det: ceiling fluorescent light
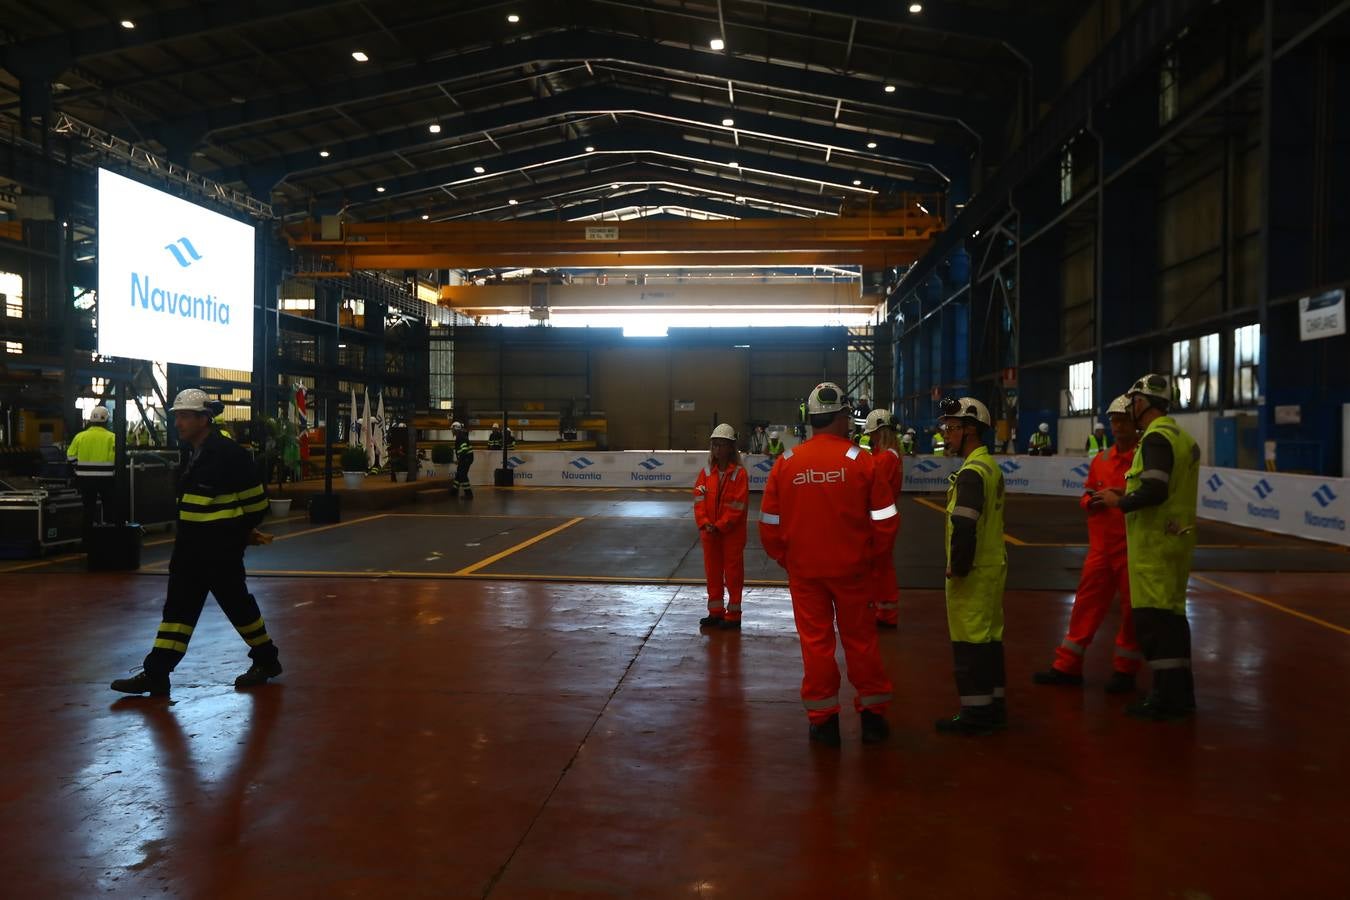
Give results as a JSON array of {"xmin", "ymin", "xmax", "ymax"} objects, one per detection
[
  {"xmin": 710, "ymin": 38, "xmax": 725, "ymax": 50},
  {"xmin": 351, "ymin": 51, "xmax": 369, "ymax": 62}
]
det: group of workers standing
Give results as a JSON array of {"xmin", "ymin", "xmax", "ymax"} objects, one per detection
[{"xmin": 694, "ymin": 373, "xmax": 1201, "ymax": 745}]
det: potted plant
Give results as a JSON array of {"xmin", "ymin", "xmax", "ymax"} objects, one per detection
[
  {"xmin": 341, "ymin": 446, "xmax": 368, "ymax": 489},
  {"xmin": 262, "ymin": 415, "xmax": 301, "ymax": 516},
  {"xmin": 431, "ymin": 443, "xmax": 454, "ymax": 478}
]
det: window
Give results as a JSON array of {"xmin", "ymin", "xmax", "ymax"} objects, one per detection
[
  {"xmin": 1159, "ymin": 49, "xmax": 1179, "ymax": 126},
  {"xmin": 1172, "ymin": 332, "xmax": 1219, "ymax": 409},
  {"xmin": 281, "ymin": 297, "xmax": 316, "ymax": 312},
  {"xmin": 1059, "ymin": 147, "xmax": 1073, "ymax": 205},
  {"xmin": 1232, "ymin": 323, "xmax": 1260, "ymax": 407},
  {"xmin": 5, "ymin": 341, "xmax": 22, "ymax": 355},
  {"xmin": 1064, "ymin": 359, "xmax": 1093, "ymax": 415},
  {"xmin": 1, "ymin": 271, "xmax": 22, "ymax": 318}
]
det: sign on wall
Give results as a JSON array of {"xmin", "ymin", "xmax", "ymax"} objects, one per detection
[
  {"xmin": 97, "ymin": 168, "xmax": 256, "ymax": 370},
  {"xmin": 1298, "ymin": 288, "xmax": 1345, "ymax": 341}
]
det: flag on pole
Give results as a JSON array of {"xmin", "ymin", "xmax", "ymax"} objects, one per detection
[
  {"xmin": 349, "ymin": 386, "xmax": 360, "ymax": 449},
  {"xmin": 361, "ymin": 389, "xmax": 374, "ymax": 469},
  {"xmin": 295, "ymin": 384, "xmax": 310, "ymax": 462},
  {"xmin": 375, "ymin": 392, "xmax": 388, "ymax": 469}
]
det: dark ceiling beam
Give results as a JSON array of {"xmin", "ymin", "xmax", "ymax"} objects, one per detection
[
  {"xmin": 342, "ymin": 162, "xmax": 855, "ymax": 222},
  {"xmin": 147, "ymin": 29, "xmax": 993, "ymax": 147},
  {"xmin": 0, "ymin": 0, "xmax": 356, "ymax": 68},
  {"xmin": 205, "ymin": 83, "xmax": 964, "ymax": 193},
  {"xmin": 512, "ymin": 188, "xmax": 787, "ymax": 222},
  {"xmin": 313, "ymin": 134, "xmax": 932, "ymax": 211}
]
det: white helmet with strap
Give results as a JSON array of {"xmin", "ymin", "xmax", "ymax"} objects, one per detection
[
  {"xmin": 170, "ymin": 388, "xmax": 212, "ymax": 415},
  {"xmin": 938, "ymin": 396, "xmax": 992, "ymax": 429},
  {"xmin": 88, "ymin": 406, "xmax": 110, "ymax": 424},
  {"xmin": 1107, "ymin": 394, "xmax": 1132, "ymax": 416},
  {"xmin": 710, "ymin": 423, "xmax": 737, "ymax": 441},
  {"xmin": 863, "ymin": 409, "xmax": 897, "ymax": 435}
]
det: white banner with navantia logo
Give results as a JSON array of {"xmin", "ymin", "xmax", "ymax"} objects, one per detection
[{"xmin": 465, "ymin": 450, "xmax": 1348, "ymax": 547}]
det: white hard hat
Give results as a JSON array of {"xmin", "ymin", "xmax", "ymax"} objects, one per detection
[
  {"xmin": 1094, "ymin": 422, "xmax": 1106, "ymax": 431},
  {"xmin": 710, "ymin": 423, "xmax": 737, "ymax": 441},
  {"xmin": 1038, "ymin": 422, "xmax": 1050, "ymax": 433},
  {"xmin": 938, "ymin": 396, "xmax": 992, "ymax": 429},
  {"xmin": 451, "ymin": 421, "xmax": 463, "ymax": 430},
  {"xmin": 906, "ymin": 427, "xmax": 916, "ymax": 435},
  {"xmin": 806, "ymin": 382, "xmax": 847, "ymax": 415},
  {"xmin": 863, "ymin": 409, "xmax": 896, "ymax": 435},
  {"xmin": 1107, "ymin": 394, "xmax": 1132, "ymax": 416},
  {"xmin": 88, "ymin": 406, "xmax": 110, "ymax": 424},
  {"xmin": 170, "ymin": 388, "xmax": 211, "ymax": 414},
  {"xmin": 769, "ymin": 430, "xmax": 780, "ymax": 439},
  {"xmin": 1128, "ymin": 373, "xmax": 1174, "ymax": 404}
]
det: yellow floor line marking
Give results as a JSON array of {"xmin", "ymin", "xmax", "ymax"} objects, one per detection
[
  {"xmin": 269, "ymin": 513, "xmax": 389, "ymax": 541},
  {"xmin": 0, "ymin": 553, "xmax": 83, "ymax": 573},
  {"xmin": 145, "ymin": 568, "xmax": 793, "ymax": 587},
  {"xmin": 912, "ymin": 495, "xmax": 1027, "ymax": 545},
  {"xmin": 453, "ymin": 516, "xmax": 585, "ymax": 575},
  {"xmin": 1192, "ymin": 573, "xmax": 1350, "ymax": 637}
]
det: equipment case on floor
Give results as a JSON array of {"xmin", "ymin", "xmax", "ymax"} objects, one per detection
[{"xmin": 85, "ymin": 522, "xmax": 143, "ymax": 571}]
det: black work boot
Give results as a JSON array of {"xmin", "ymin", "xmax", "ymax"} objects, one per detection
[
  {"xmin": 234, "ymin": 657, "xmax": 283, "ymax": 688},
  {"xmin": 1032, "ymin": 667, "xmax": 1083, "ymax": 686},
  {"xmin": 1103, "ymin": 672, "xmax": 1137, "ymax": 694},
  {"xmin": 698, "ymin": 614, "xmax": 725, "ymax": 629},
  {"xmin": 718, "ymin": 618, "xmax": 741, "ymax": 631},
  {"xmin": 808, "ymin": 714, "xmax": 841, "ymax": 747},
  {"xmin": 111, "ymin": 671, "xmax": 170, "ymax": 696},
  {"xmin": 935, "ymin": 706, "xmax": 999, "ymax": 735},
  {"xmin": 860, "ymin": 710, "xmax": 890, "ymax": 744}
]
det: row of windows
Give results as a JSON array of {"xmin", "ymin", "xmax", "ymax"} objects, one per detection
[{"xmin": 1062, "ymin": 324, "xmax": 1260, "ymax": 415}]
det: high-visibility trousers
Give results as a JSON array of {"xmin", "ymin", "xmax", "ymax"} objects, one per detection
[
  {"xmin": 872, "ymin": 544, "xmax": 899, "ymax": 625},
  {"xmin": 789, "ymin": 574, "xmax": 893, "ymax": 724},
  {"xmin": 700, "ymin": 527, "xmax": 746, "ymax": 621},
  {"xmin": 1052, "ymin": 549, "xmax": 1143, "ymax": 676},
  {"xmin": 144, "ymin": 546, "xmax": 279, "ymax": 677}
]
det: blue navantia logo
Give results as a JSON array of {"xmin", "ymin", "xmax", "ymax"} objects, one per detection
[
  {"xmin": 637, "ymin": 457, "xmax": 664, "ymax": 471},
  {"xmin": 1313, "ymin": 484, "xmax": 1337, "ymax": 508},
  {"xmin": 569, "ymin": 456, "xmax": 595, "ymax": 469},
  {"xmin": 913, "ymin": 459, "xmax": 940, "ymax": 473},
  {"xmin": 505, "ymin": 455, "xmax": 526, "ymax": 470},
  {"xmin": 164, "ymin": 236, "xmax": 203, "ymax": 268},
  {"xmin": 753, "ymin": 459, "xmax": 774, "ymax": 473},
  {"xmin": 1071, "ymin": 463, "xmax": 1090, "ymax": 478},
  {"xmin": 1206, "ymin": 474, "xmax": 1223, "ymax": 492},
  {"xmin": 1253, "ymin": 478, "xmax": 1274, "ymax": 500},
  {"xmin": 998, "ymin": 460, "xmax": 1021, "ymax": 474}
]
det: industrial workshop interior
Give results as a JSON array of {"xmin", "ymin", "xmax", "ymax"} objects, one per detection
[{"xmin": 2, "ymin": 0, "xmax": 1349, "ymax": 897}]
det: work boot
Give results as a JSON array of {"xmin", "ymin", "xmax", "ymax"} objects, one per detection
[
  {"xmin": 234, "ymin": 658, "xmax": 283, "ymax": 688},
  {"xmin": 718, "ymin": 618, "xmax": 741, "ymax": 631},
  {"xmin": 808, "ymin": 714, "xmax": 841, "ymax": 747},
  {"xmin": 1032, "ymin": 667, "xmax": 1083, "ymax": 686},
  {"xmin": 1103, "ymin": 672, "xmax": 1137, "ymax": 694},
  {"xmin": 110, "ymin": 671, "xmax": 170, "ymax": 696},
  {"xmin": 935, "ymin": 707, "xmax": 999, "ymax": 735},
  {"xmin": 698, "ymin": 614, "xmax": 725, "ymax": 629},
  {"xmin": 860, "ymin": 710, "xmax": 890, "ymax": 744}
]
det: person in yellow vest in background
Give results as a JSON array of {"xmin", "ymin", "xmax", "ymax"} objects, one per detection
[
  {"xmin": 1029, "ymin": 422, "xmax": 1053, "ymax": 455},
  {"xmin": 1093, "ymin": 374, "xmax": 1200, "ymax": 721},
  {"xmin": 936, "ymin": 396, "xmax": 1008, "ymax": 735},
  {"xmin": 900, "ymin": 427, "xmax": 917, "ymax": 456},
  {"xmin": 68, "ymin": 405, "xmax": 118, "ymax": 529},
  {"xmin": 765, "ymin": 429, "xmax": 785, "ymax": 465},
  {"xmin": 1085, "ymin": 421, "xmax": 1107, "ymax": 456},
  {"xmin": 930, "ymin": 427, "xmax": 945, "ymax": 456}
]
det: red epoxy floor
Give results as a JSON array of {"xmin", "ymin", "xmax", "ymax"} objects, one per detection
[{"xmin": 3, "ymin": 568, "xmax": 1349, "ymax": 898}]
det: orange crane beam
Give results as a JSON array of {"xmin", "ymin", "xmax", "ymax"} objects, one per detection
[{"xmin": 281, "ymin": 209, "xmax": 941, "ymax": 272}]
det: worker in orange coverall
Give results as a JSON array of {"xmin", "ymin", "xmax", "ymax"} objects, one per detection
[
  {"xmin": 1032, "ymin": 394, "xmax": 1144, "ymax": 693},
  {"xmin": 695, "ymin": 423, "xmax": 750, "ymax": 631},
  {"xmin": 863, "ymin": 409, "xmax": 904, "ymax": 628},
  {"xmin": 759, "ymin": 382, "xmax": 900, "ymax": 747}
]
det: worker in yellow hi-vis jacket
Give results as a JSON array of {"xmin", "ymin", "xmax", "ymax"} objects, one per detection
[{"xmin": 111, "ymin": 389, "xmax": 281, "ymax": 696}]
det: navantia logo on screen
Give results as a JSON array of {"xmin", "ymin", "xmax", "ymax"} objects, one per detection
[{"xmin": 128, "ymin": 236, "xmax": 232, "ymax": 326}]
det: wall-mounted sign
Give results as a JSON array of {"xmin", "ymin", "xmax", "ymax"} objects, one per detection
[
  {"xmin": 584, "ymin": 226, "xmax": 619, "ymax": 241},
  {"xmin": 1274, "ymin": 405, "xmax": 1301, "ymax": 425},
  {"xmin": 1299, "ymin": 288, "xmax": 1345, "ymax": 341},
  {"xmin": 674, "ymin": 400, "xmax": 695, "ymax": 412}
]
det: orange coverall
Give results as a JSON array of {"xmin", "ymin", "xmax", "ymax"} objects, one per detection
[
  {"xmin": 1052, "ymin": 443, "xmax": 1144, "ymax": 676},
  {"xmin": 759, "ymin": 434, "xmax": 899, "ymax": 723},
  {"xmin": 694, "ymin": 462, "xmax": 750, "ymax": 623},
  {"xmin": 871, "ymin": 446, "xmax": 903, "ymax": 625}
]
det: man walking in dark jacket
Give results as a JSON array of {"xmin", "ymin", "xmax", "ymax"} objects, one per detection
[{"xmin": 111, "ymin": 389, "xmax": 282, "ymax": 695}]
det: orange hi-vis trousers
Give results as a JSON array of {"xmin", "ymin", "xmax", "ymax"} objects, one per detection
[
  {"xmin": 1053, "ymin": 549, "xmax": 1143, "ymax": 676},
  {"xmin": 790, "ymin": 574, "xmax": 893, "ymax": 723},
  {"xmin": 872, "ymin": 546, "xmax": 899, "ymax": 625},
  {"xmin": 701, "ymin": 527, "xmax": 746, "ymax": 622}
]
